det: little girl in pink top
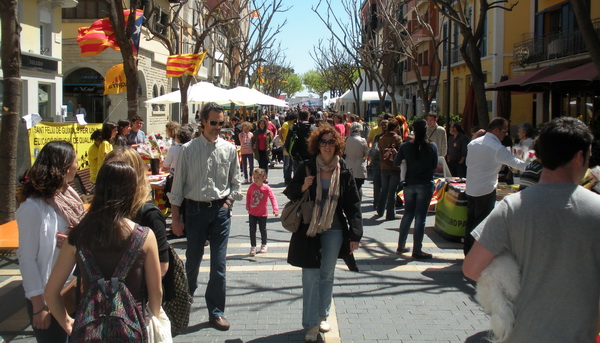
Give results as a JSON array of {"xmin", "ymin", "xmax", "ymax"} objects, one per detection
[{"xmin": 245, "ymin": 168, "xmax": 279, "ymax": 256}]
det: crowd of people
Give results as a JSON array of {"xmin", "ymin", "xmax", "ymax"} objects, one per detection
[{"xmin": 14, "ymin": 99, "xmax": 600, "ymax": 342}]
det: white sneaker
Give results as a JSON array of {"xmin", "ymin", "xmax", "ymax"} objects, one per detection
[
  {"xmin": 319, "ymin": 317, "xmax": 330, "ymax": 332},
  {"xmin": 259, "ymin": 244, "xmax": 268, "ymax": 253},
  {"xmin": 249, "ymin": 247, "xmax": 256, "ymax": 256},
  {"xmin": 304, "ymin": 326, "xmax": 319, "ymax": 342}
]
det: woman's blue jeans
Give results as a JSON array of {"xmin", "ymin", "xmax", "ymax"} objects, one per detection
[
  {"xmin": 302, "ymin": 228, "xmax": 343, "ymax": 329},
  {"xmin": 397, "ymin": 183, "xmax": 434, "ymax": 253}
]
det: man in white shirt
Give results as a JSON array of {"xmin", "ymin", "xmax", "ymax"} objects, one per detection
[
  {"xmin": 464, "ymin": 117, "xmax": 527, "ymax": 254},
  {"xmin": 168, "ymin": 102, "xmax": 243, "ymax": 331}
]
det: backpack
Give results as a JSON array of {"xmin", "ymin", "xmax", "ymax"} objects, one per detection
[
  {"xmin": 284, "ymin": 125, "xmax": 299, "ymax": 159},
  {"xmin": 71, "ymin": 226, "xmax": 149, "ymax": 343}
]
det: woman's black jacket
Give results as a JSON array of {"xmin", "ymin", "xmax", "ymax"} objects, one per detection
[{"xmin": 283, "ymin": 157, "xmax": 363, "ymax": 271}]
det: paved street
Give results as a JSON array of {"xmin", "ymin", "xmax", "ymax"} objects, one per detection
[{"xmin": 0, "ymin": 164, "xmax": 491, "ymax": 343}]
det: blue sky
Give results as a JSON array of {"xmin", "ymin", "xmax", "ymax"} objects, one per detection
[{"xmin": 273, "ymin": 1, "xmax": 348, "ymax": 76}]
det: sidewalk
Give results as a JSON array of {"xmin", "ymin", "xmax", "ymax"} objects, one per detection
[{"xmin": 0, "ymin": 164, "xmax": 491, "ymax": 343}]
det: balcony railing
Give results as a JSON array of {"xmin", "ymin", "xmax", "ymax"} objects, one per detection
[{"xmin": 513, "ymin": 17, "xmax": 600, "ymax": 67}]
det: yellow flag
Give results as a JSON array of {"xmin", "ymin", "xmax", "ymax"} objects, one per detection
[
  {"xmin": 258, "ymin": 66, "xmax": 264, "ymax": 84},
  {"xmin": 104, "ymin": 64, "xmax": 127, "ymax": 95}
]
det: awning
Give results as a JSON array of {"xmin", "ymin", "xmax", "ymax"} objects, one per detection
[
  {"xmin": 525, "ymin": 62, "xmax": 599, "ymax": 85},
  {"xmin": 486, "ymin": 66, "xmax": 568, "ymax": 92}
]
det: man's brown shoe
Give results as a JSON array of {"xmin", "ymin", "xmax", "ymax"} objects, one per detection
[{"xmin": 210, "ymin": 316, "xmax": 230, "ymax": 331}]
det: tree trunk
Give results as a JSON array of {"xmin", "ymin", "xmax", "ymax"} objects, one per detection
[
  {"xmin": 180, "ymin": 78, "xmax": 189, "ymax": 124},
  {"xmin": 571, "ymin": 0, "xmax": 600, "ymax": 75},
  {"xmin": 107, "ymin": 0, "xmax": 140, "ymax": 121},
  {"xmin": 0, "ymin": 0, "xmax": 21, "ymax": 224},
  {"xmin": 461, "ymin": 37, "xmax": 490, "ymax": 128}
]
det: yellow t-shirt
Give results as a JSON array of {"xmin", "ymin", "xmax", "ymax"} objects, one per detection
[
  {"xmin": 280, "ymin": 121, "xmax": 291, "ymax": 142},
  {"xmin": 88, "ymin": 143, "xmax": 100, "ymax": 183},
  {"xmin": 368, "ymin": 126, "xmax": 382, "ymax": 143},
  {"xmin": 97, "ymin": 140, "xmax": 113, "ymax": 171}
]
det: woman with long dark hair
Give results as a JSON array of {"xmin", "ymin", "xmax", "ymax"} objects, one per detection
[
  {"xmin": 17, "ymin": 141, "xmax": 85, "ymax": 342},
  {"xmin": 98, "ymin": 121, "xmax": 117, "ymax": 165},
  {"xmin": 252, "ymin": 118, "xmax": 273, "ymax": 177},
  {"xmin": 446, "ymin": 122, "xmax": 469, "ymax": 178},
  {"xmin": 45, "ymin": 161, "xmax": 162, "ymax": 339},
  {"xmin": 395, "ymin": 119, "xmax": 438, "ymax": 259},
  {"xmin": 284, "ymin": 125, "xmax": 362, "ymax": 342},
  {"xmin": 115, "ymin": 119, "xmax": 131, "ymax": 147}
]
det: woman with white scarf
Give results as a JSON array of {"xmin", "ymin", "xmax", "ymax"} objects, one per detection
[
  {"xmin": 17, "ymin": 141, "xmax": 85, "ymax": 342},
  {"xmin": 284, "ymin": 125, "xmax": 363, "ymax": 343}
]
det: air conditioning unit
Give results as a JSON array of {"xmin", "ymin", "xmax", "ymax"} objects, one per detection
[{"xmin": 51, "ymin": 0, "xmax": 78, "ymax": 9}]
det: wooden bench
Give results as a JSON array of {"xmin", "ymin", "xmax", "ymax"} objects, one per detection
[
  {"xmin": 68, "ymin": 168, "xmax": 94, "ymax": 203},
  {"xmin": 0, "ymin": 220, "xmax": 19, "ymax": 267}
]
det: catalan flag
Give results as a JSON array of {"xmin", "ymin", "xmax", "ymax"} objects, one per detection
[
  {"xmin": 166, "ymin": 51, "xmax": 207, "ymax": 78},
  {"xmin": 77, "ymin": 9, "xmax": 144, "ymax": 57}
]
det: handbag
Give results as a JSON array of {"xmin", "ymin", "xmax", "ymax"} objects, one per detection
[
  {"xmin": 162, "ymin": 246, "xmax": 191, "ymax": 336},
  {"xmin": 146, "ymin": 306, "xmax": 173, "ymax": 343},
  {"xmin": 281, "ymin": 166, "xmax": 313, "ymax": 232}
]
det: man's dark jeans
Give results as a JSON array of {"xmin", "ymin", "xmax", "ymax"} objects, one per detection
[
  {"xmin": 464, "ymin": 190, "xmax": 496, "ymax": 255},
  {"xmin": 185, "ymin": 199, "xmax": 231, "ymax": 318}
]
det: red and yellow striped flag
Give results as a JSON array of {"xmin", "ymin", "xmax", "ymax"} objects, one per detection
[
  {"xmin": 77, "ymin": 9, "xmax": 143, "ymax": 57},
  {"xmin": 166, "ymin": 51, "xmax": 207, "ymax": 78}
]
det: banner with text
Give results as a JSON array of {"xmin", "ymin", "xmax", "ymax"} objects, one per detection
[{"xmin": 28, "ymin": 121, "xmax": 103, "ymax": 169}]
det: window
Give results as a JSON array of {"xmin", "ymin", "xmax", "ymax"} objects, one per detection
[
  {"xmin": 442, "ymin": 21, "xmax": 449, "ymax": 66},
  {"xmin": 38, "ymin": 83, "xmax": 52, "ymax": 120},
  {"xmin": 63, "ymin": 0, "xmax": 109, "ymax": 19},
  {"xmin": 152, "ymin": 85, "xmax": 159, "ymax": 111},
  {"xmin": 480, "ymin": 16, "xmax": 488, "ymax": 57},
  {"xmin": 39, "ymin": 7, "xmax": 52, "ymax": 56}
]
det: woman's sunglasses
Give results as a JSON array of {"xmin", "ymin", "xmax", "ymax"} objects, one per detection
[{"xmin": 319, "ymin": 139, "xmax": 336, "ymax": 147}]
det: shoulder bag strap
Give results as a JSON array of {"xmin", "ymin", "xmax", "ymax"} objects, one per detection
[
  {"xmin": 77, "ymin": 244, "xmax": 104, "ymax": 281},
  {"xmin": 113, "ymin": 225, "xmax": 149, "ymax": 279}
]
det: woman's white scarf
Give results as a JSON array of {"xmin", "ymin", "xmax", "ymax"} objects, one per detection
[{"xmin": 306, "ymin": 155, "xmax": 341, "ymax": 237}]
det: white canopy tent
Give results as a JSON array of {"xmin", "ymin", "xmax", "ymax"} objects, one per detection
[
  {"xmin": 226, "ymin": 86, "xmax": 289, "ymax": 107},
  {"xmin": 361, "ymin": 91, "xmax": 403, "ymax": 102},
  {"xmin": 145, "ymin": 82, "xmax": 231, "ymax": 104}
]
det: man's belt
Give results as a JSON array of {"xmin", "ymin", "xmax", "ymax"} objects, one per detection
[{"xmin": 186, "ymin": 198, "xmax": 227, "ymax": 208}]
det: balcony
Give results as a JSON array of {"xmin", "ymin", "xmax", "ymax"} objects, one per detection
[{"xmin": 513, "ymin": 17, "xmax": 600, "ymax": 68}]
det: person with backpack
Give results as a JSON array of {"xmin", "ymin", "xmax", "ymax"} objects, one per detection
[
  {"xmin": 45, "ymin": 161, "xmax": 163, "ymax": 342},
  {"xmin": 286, "ymin": 110, "xmax": 314, "ymax": 171},
  {"xmin": 281, "ymin": 112, "xmax": 298, "ymax": 184}
]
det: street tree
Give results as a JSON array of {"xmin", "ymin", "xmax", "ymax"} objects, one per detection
[
  {"xmin": 302, "ymin": 70, "xmax": 329, "ymax": 99},
  {"xmin": 377, "ymin": 0, "xmax": 443, "ymax": 115},
  {"xmin": 432, "ymin": 0, "xmax": 517, "ymax": 128},
  {"xmin": 311, "ymin": 38, "xmax": 362, "ymax": 113},
  {"xmin": 215, "ymin": 0, "xmax": 290, "ymax": 89},
  {"xmin": 0, "ymin": 0, "xmax": 20, "ymax": 223},
  {"xmin": 570, "ymin": 0, "xmax": 600, "ymax": 74},
  {"xmin": 313, "ymin": 0, "xmax": 403, "ymax": 115},
  {"xmin": 280, "ymin": 72, "xmax": 303, "ymax": 99},
  {"xmin": 146, "ymin": 0, "xmax": 238, "ymax": 123},
  {"xmin": 105, "ymin": 0, "xmax": 142, "ymax": 120}
]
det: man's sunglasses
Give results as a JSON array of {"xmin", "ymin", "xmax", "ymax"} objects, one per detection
[
  {"xmin": 209, "ymin": 120, "xmax": 225, "ymax": 126},
  {"xmin": 319, "ymin": 139, "xmax": 336, "ymax": 147}
]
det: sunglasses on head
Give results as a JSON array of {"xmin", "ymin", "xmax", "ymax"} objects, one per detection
[
  {"xmin": 209, "ymin": 120, "xmax": 225, "ymax": 126},
  {"xmin": 319, "ymin": 139, "xmax": 336, "ymax": 147}
]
